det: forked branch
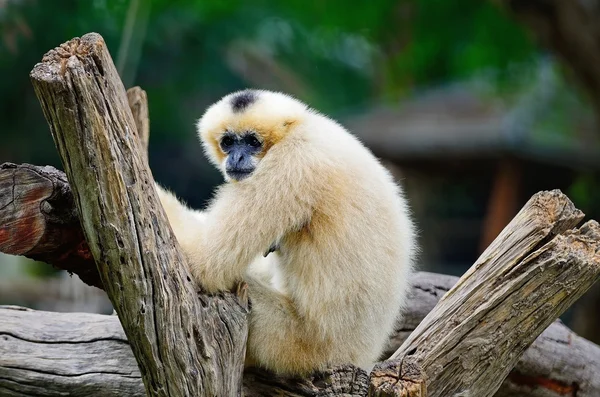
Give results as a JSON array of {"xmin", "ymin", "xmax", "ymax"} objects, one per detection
[{"xmin": 28, "ymin": 33, "xmax": 248, "ymax": 397}]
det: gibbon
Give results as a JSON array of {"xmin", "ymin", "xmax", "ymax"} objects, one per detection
[{"xmin": 155, "ymin": 89, "xmax": 416, "ymax": 376}]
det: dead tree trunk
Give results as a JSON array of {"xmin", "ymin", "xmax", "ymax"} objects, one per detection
[
  {"xmin": 1, "ymin": 32, "xmax": 600, "ymax": 396},
  {"xmin": 376, "ymin": 192, "xmax": 600, "ymax": 397},
  {"xmin": 29, "ymin": 33, "xmax": 248, "ymax": 397}
]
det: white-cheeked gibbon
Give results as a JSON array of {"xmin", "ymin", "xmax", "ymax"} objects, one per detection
[{"xmin": 155, "ymin": 89, "xmax": 416, "ymax": 376}]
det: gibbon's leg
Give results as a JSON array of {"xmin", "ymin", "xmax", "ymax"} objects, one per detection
[{"xmin": 244, "ymin": 277, "xmax": 333, "ymax": 375}]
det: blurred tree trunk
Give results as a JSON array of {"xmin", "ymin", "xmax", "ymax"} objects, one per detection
[{"xmin": 496, "ymin": 0, "xmax": 600, "ymax": 119}]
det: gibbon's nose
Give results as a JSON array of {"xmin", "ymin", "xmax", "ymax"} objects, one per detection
[{"xmin": 231, "ymin": 151, "xmax": 245, "ymax": 167}]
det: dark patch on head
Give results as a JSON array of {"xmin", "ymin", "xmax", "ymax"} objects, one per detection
[{"xmin": 230, "ymin": 90, "xmax": 257, "ymax": 113}]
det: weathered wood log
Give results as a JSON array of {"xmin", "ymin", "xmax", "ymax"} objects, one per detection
[
  {"xmin": 29, "ymin": 33, "xmax": 248, "ymax": 396},
  {"xmin": 388, "ymin": 272, "xmax": 600, "ymax": 397},
  {"xmin": 382, "ymin": 191, "xmax": 600, "ymax": 397},
  {"xmin": 0, "ymin": 163, "xmax": 96, "ymax": 286},
  {"xmin": 0, "ymin": 305, "xmax": 367, "ymax": 397},
  {"xmin": 2, "ymin": 272, "xmax": 599, "ymax": 396},
  {"xmin": 0, "ymin": 306, "xmax": 144, "ymax": 397}
]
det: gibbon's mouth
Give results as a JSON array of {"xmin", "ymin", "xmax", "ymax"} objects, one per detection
[{"xmin": 226, "ymin": 169, "xmax": 254, "ymax": 181}]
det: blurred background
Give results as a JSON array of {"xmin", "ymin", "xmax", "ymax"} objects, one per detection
[{"xmin": 1, "ymin": 0, "xmax": 600, "ymax": 341}]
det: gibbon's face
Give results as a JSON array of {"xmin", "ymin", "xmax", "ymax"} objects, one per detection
[
  {"xmin": 197, "ymin": 89, "xmax": 307, "ymax": 182},
  {"xmin": 218, "ymin": 130, "xmax": 263, "ymax": 181}
]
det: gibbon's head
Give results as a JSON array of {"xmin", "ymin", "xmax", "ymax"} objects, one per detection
[{"xmin": 196, "ymin": 89, "xmax": 308, "ymax": 182}]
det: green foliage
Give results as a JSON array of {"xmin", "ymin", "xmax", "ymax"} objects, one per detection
[{"xmin": 0, "ymin": 0, "xmax": 538, "ymax": 156}]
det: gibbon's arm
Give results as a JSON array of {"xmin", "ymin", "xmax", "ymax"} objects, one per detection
[
  {"xmin": 153, "ymin": 148, "xmax": 319, "ymax": 292},
  {"xmin": 154, "ymin": 184, "xmax": 207, "ymax": 259},
  {"xmin": 192, "ymin": 154, "xmax": 318, "ymax": 292}
]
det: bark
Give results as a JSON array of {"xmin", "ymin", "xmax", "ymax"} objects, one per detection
[
  {"xmin": 126, "ymin": 86, "xmax": 149, "ymax": 157},
  {"xmin": 383, "ymin": 191, "xmax": 600, "ymax": 397},
  {"xmin": 28, "ymin": 33, "xmax": 248, "ymax": 397},
  {"xmin": 0, "ymin": 162, "xmax": 96, "ymax": 286},
  {"xmin": 2, "ymin": 272, "xmax": 599, "ymax": 396},
  {"xmin": 0, "ymin": 83, "xmax": 150, "ymax": 291},
  {"xmin": 496, "ymin": 0, "xmax": 600, "ymax": 116}
]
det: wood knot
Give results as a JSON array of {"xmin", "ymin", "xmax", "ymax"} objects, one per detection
[
  {"xmin": 41, "ymin": 37, "xmax": 93, "ymax": 63},
  {"xmin": 39, "ymin": 33, "xmax": 105, "ymax": 76},
  {"xmin": 369, "ymin": 358, "xmax": 426, "ymax": 397}
]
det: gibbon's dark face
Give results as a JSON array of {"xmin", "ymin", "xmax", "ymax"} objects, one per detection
[{"xmin": 219, "ymin": 131, "xmax": 263, "ymax": 181}]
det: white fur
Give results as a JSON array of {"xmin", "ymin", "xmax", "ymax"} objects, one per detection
[{"xmin": 155, "ymin": 89, "xmax": 417, "ymax": 375}]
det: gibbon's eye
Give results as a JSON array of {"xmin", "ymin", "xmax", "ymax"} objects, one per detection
[
  {"xmin": 221, "ymin": 136, "xmax": 234, "ymax": 150},
  {"xmin": 246, "ymin": 135, "xmax": 262, "ymax": 148}
]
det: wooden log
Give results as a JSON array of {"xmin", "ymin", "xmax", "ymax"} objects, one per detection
[
  {"xmin": 387, "ymin": 272, "xmax": 600, "ymax": 396},
  {"xmin": 2, "ymin": 271, "xmax": 599, "ymax": 397},
  {"xmin": 0, "ymin": 306, "xmax": 144, "ymax": 397},
  {"xmin": 0, "ymin": 163, "xmax": 96, "ymax": 286},
  {"xmin": 29, "ymin": 33, "xmax": 248, "ymax": 396},
  {"xmin": 0, "ymin": 305, "xmax": 367, "ymax": 397},
  {"xmin": 381, "ymin": 191, "xmax": 600, "ymax": 397}
]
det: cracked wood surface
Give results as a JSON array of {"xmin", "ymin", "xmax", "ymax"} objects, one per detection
[
  {"xmin": 28, "ymin": 33, "xmax": 248, "ymax": 397},
  {"xmin": 0, "ymin": 162, "xmax": 97, "ymax": 286},
  {"xmin": 2, "ymin": 271, "xmax": 599, "ymax": 396},
  {"xmin": 384, "ymin": 191, "xmax": 600, "ymax": 397}
]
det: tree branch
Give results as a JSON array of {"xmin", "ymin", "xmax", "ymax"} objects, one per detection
[
  {"xmin": 126, "ymin": 86, "xmax": 149, "ymax": 157},
  {"xmin": 0, "ymin": 83, "xmax": 150, "ymax": 290},
  {"xmin": 380, "ymin": 191, "xmax": 600, "ymax": 397},
  {"xmin": 0, "ymin": 162, "xmax": 97, "ymax": 286},
  {"xmin": 28, "ymin": 33, "xmax": 248, "ymax": 396}
]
